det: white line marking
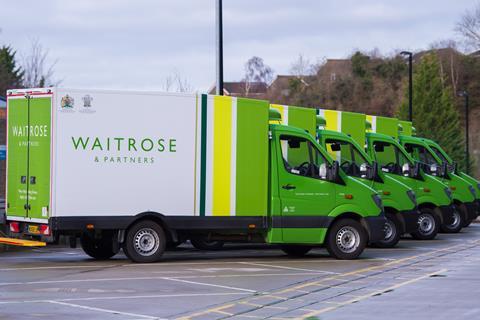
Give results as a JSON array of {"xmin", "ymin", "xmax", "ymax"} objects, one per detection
[
  {"xmin": 0, "ymin": 292, "xmax": 249, "ymax": 305},
  {"xmin": 0, "ymin": 272, "xmax": 329, "ymax": 288},
  {"xmin": 47, "ymin": 300, "xmax": 163, "ymax": 319},
  {"xmin": 238, "ymin": 262, "xmax": 340, "ymax": 274},
  {"xmin": 161, "ymin": 277, "xmax": 257, "ymax": 293},
  {"xmin": 0, "ymin": 265, "xmax": 118, "ymax": 271}
]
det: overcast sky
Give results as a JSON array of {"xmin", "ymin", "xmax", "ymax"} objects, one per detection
[{"xmin": 0, "ymin": 0, "xmax": 477, "ymax": 92}]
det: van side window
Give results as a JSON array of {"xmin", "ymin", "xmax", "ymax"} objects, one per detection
[
  {"xmin": 325, "ymin": 139, "xmax": 369, "ymax": 178},
  {"xmin": 280, "ymin": 135, "xmax": 328, "ymax": 180},
  {"xmin": 373, "ymin": 141, "xmax": 411, "ymax": 175},
  {"xmin": 404, "ymin": 143, "xmax": 439, "ymax": 174}
]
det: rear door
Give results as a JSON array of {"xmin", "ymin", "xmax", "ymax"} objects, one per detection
[
  {"xmin": 6, "ymin": 96, "xmax": 29, "ymax": 218},
  {"xmin": 6, "ymin": 91, "xmax": 52, "ymax": 221},
  {"xmin": 27, "ymin": 95, "xmax": 52, "ymax": 220}
]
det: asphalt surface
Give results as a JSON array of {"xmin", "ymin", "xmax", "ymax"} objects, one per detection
[{"xmin": 1, "ymin": 226, "xmax": 480, "ymax": 320}]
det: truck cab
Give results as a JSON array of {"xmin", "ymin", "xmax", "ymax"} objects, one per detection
[
  {"xmin": 366, "ymin": 132, "xmax": 454, "ymax": 240},
  {"xmin": 317, "ymin": 128, "xmax": 418, "ymax": 248},
  {"xmin": 400, "ymin": 135, "xmax": 477, "ymax": 230},
  {"xmin": 267, "ymin": 122, "xmax": 385, "ymax": 259}
]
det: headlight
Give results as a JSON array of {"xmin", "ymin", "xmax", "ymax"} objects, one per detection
[
  {"xmin": 406, "ymin": 190, "xmax": 417, "ymax": 206},
  {"xmin": 372, "ymin": 194, "xmax": 383, "ymax": 210},
  {"xmin": 444, "ymin": 187, "xmax": 452, "ymax": 200},
  {"xmin": 469, "ymin": 185, "xmax": 476, "ymax": 198}
]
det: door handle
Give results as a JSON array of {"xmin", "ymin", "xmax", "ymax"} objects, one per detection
[
  {"xmin": 282, "ymin": 184, "xmax": 296, "ymax": 190},
  {"xmin": 30, "ymin": 176, "xmax": 36, "ymax": 184},
  {"xmin": 24, "ymin": 204, "xmax": 31, "ymax": 211},
  {"xmin": 21, "ymin": 176, "xmax": 27, "ymax": 184}
]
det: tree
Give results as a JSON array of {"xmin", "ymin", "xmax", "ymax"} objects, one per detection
[
  {"xmin": 455, "ymin": 3, "xmax": 480, "ymax": 50},
  {"xmin": 398, "ymin": 54, "xmax": 468, "ymax": 171},
  {"xmin": 242, "ymin": 56, "xmax": 273, "ymax": 96},
  {"xmin": 162, "ymin": 70, "xmax": 193, "ymax": 93},
  {"xmin": 22, "ymin": 39, "xmax": 58, "ymax": 88},
  {"xmin": 0, "ymin": 45, "xmax": 23, "ymax": 96}
]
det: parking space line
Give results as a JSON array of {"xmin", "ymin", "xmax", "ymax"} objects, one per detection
[
  {"xmin": 237, "ymin": 261, "xmax": 340, "ymax": 274},
  {"xmin": 0, "ymin": 292, "xmax": 250, "ymax": 305},
  {"xmin": 47, "ymin": 300, "xmax": 163, "ymax": 319},
  {"xmin": 162, "ymin": 277, "xmax": 258, "ymax": 293}
]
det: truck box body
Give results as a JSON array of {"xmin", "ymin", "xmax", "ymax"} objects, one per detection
[{"xmin": 6, "ymin": 89, "xmax": 269, "ymax": 230}]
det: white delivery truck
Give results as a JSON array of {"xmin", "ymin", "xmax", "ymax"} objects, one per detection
[{"xmin": 5, "ymin": 88, "xmax": 385, "ymax": 262}]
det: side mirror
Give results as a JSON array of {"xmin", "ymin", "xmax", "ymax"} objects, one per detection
[
  {"xmin": 402, "ymin": 163, "xmax": 411, "ymax": 176},
  {"xmin": 453, "ymin": 162, "xmax": 458, "ymax": 174},
  {"xmin": 329, "ymin": 161, "xmax": 345, "ymax": 185},
  {"xmin": 441, "ymin": 162, "xmax": 449, "ymax": 178},
  {"xmin": 374, "ymin": 144, "xmax": 384, "ymax": 152},
  {"xmin": 330, "ymin": 143, "xmax": 341, "ymax": 152},
  {"xmin": 413, "ymin": 162, "xmax": 423, "ymax": 180},
  {"xmin": 429, "ymin": 163, "xmax": 438, "ymax": 176}
]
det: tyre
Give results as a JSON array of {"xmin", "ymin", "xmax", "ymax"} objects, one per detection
[
  {"xmin": 464, "ymin": 219, "xmax": 473, "ymax": 227},
  {"xmin": 123, "ymin": 220, "xmax": 166, "ymax": 263},
  {"xmin": 326, "ymin": 218, "xmax": 367, "ymax": 260},
  {"xmin": 456, "ymin": 203, "xmax": 472, "ymax": 228},
  {"xmin": 440, "ymin": 207, "xmax": 464, "ymax": 233},
  {"xmin": 280, "ymin": 245, "xmax": 312, "ymax": 257},
  {"xmin": 190, "ymin": 238, "xmax": 225, "ymax": 250},
  {"xmin": 373, "ymin": 214, "xmax": 400, "ymax": 248},
  {"xmin": 410, "ymin": 208, "xmax": 439, "ymax": 240},
  {"xmin": 80, "ymin": 232, "xmax": 118, "ymax": 260}
]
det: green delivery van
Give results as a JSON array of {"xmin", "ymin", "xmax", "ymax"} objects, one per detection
[
  {"xmin": 4, "ymin": 88, "xmax": 386, "ymax": 261},
  {"xmin": 365, "ymin": 115, "xmax": 455, "ymax": 240},
  {"xmin": 269, "ymin": 104, "xmax": 418, "ymax": 248}
]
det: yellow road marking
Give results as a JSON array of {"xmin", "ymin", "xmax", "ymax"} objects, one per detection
[{"xmin": 301, "ymin": 268, "xmax": 448, "ymax": 318}]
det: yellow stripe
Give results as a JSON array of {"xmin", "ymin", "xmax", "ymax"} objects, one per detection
[
  {"xmin": 366, "ymin": 115, "xmax": 373, "ymax": 132},
  {"xmin": 212, "ymin": 96, "xmax": 232, "ymax": 216},
  {"xmin": 269, "ymin": 104, "xmax": 284, "ymax": 125},
  {"xmin": 324, "ymin": 110, "xmax": 339, "ymax": 158}
]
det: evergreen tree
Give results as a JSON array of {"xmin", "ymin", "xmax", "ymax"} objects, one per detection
[
  {"xmin": 398, "ymin": 53, "xmax": 468, "ymax": 171},
  {"xmin": 0, "ymin": 45, "xmax": 24, "ymax": 97}
]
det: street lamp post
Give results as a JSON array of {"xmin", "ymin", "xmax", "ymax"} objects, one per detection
[
  {"xmin": 458, "ymin": 90, "xmax": 470, "ymax": 174},
  {"xmin": 216, "ymin": 0, "xmax": 224, "ymax": 95},
  {"xmin": 400, "ymin": 51, "xmax": 413, "ymax": 122}
]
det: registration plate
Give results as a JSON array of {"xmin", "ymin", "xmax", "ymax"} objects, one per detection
[{"xmin": 28, "ymin": 225, "xmax": 40, "ymax": 234}]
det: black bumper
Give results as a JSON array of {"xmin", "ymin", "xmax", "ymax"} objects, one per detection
[
  {"xmin": 398, "ymin": 209, "xmax": 420, "ymax": 234},
  {"xmin": 464, "ymin": 201, "xmax": 478, "ymax": 221},
  {"xmin": 438, "ymin": 205, "xmax": 456, "ymax": 226},
  {"xmin": 365, "ymin": 214, "xmax": 387, "ymax": 243}
]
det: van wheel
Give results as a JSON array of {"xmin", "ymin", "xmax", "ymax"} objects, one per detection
[
  {"xmin": 80, "ymin": 232, "xmax": 118, "ymax": 260},
  {"xmin": 326, "ymin": 219, "xmax": 367, "ymax": 260},
  {"xmin": 411, "ymin": 208, "xmax": 439, "ymax": 240},
  {"xmin": 124, "ymin": 220, "xmax": 166, "ymax": 263},
  {"xmin": 373, "ymin": 215, "xmax": 400, "ymax": 248},
  {"xmin": 190, "ymin": 239, "xmax": 225, "ymax": 250},
  {"xmin": 440, "ymin": 207, "xmax": 463, "ymax": 233},
  {"xmin": 456, "ymin": 203, "xmax": 472, "ymax": 228},
  {"xmin": 281, "ymin": 245, "xmax": 312, "ymax": 257}
]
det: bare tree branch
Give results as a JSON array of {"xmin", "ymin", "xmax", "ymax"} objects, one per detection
[
  {"xmin": 162, "ymin": 70, "xmax": 193, "ymax": 93},
  {"xmin": 455, "ymin": 4, "xmax": 480, "ymax": 50},
  {"xmin": 22, "ymin": 38, "xmax": 60, "ymax": 88}
]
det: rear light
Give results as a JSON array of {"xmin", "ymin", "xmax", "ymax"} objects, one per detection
[
  {"xmin": 39, "ymin": 225, "xmax": 50, "ymax": 236},
  {"xmin": 9, "ymin": 222, "xmax": 20, "ymax": 233}
]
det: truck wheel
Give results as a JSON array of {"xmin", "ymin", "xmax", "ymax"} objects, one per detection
[
  {"xmin": 457, "ymin": 203, "xmax": 472, "ymax": 228},
  {"xmin": 326, "ymin": 218, "xmax": 367, "ymax": 260},
  {"xmin": 440, "ymin": 207, "xmax": 463, "ymax": 233},
  {"xmin": 410, "ymin": 208, "xmax": 439, "ymax": 240},
  {"xmin": 373, "ymin": 215, "xmax": 400, "ymax": 248},
  {"xmin": 124, "ymin": 220, "xmax": 166, "ymax": 263},
  {"xmin": 80, "ymin": 232, "xmax": 118, "ymax": 260},
  {"xmin": 190, "ymin": 238, "xmax": 225, "ymax": 250},
  {"xmin": 280, "ymin": 245, "xmax": 312, "ymax": 257}
]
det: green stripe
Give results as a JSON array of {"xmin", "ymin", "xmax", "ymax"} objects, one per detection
[
  {"xmin": 199, "ymin": 94, "xmax": 208, "ymax": 216},
  {"xmin": 235, "ymin": 98, "xmax": 269, "ymax": 216}
]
